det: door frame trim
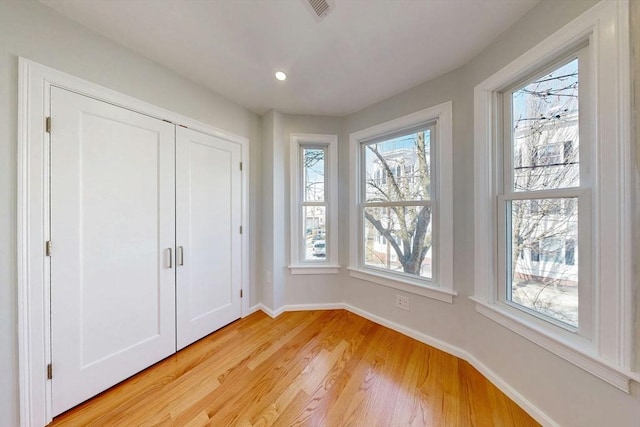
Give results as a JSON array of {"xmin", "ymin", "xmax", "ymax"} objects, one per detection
[{"xmin": 17, "ymin": 57, "xmax": 251, "ymax": 426}]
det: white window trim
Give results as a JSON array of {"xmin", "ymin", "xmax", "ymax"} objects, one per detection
[
  {"xmin": 289, "ymin": 133, "xmax": 340, "ymax": 274},
  {"xmin": 473, "ymin": 0, "xmax": 636, "ymax": 391},
  {"xmin": 349, "ymin": 102, "xmax": 455, "ymax": 303}
]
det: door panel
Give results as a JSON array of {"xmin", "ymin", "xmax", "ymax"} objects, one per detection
[
  {"xmin": 50, "ymin": 87, "xmax": 176, "ymax": 415},
  {"xmin": 176, "ymin": 127, "xmax": 242, "ymax": 350}
]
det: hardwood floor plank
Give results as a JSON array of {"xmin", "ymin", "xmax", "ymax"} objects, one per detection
[
  {"xmin": 271, "ymin": 316, "xmax": 372, "ymax": 427},
  {"xmin": 50, "ymin": 310, "xmax": 540, "ymax": 427},
  {"xmin": 322, "ymin": 324, "xmax": 393, "ymax": 426},
  {"xmin": 391, "ymin": 342, "xmax": 433, "ymax": 426},
  {"xmin": 246, "ymin": 311, "xmax": 326, "ymax": 370},
  {"xmin": 174, "ymin": 311, "xmax": 336, "ymax": 426},
  {"xmin": 206, "ymin": 311, "xmax": 357, "ymax": 426}
]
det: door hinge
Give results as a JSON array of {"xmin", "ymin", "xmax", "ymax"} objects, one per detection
[
  {"xmin": 45, "ymin": 241, "xmax": 52, "ymax": 257},
  {"xmin": 239, "ymin": 226, "xmax": 243, "ymax": 234},
  {"xmin": 240, "ymin": 289, "xmax": 243, "ymax": 298},
  {"xmin": 47, "ymin": 363, "xmax": 53, "ymax": 380},
  {"xmin": 45, "ymin": 117, "xmax": 51, "ymax": 133},
  {"xmin": 239, "ymin": 162, "xmax": 243, "ymax": 171}
]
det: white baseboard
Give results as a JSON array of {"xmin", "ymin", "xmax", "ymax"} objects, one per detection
[
  {"xmin": 254, "ymin": 302, "xmax": 557, "ymax": 427},
  {"xmin": 462, "ymin": 351, "xmax": 559, "ymax": 427},
  {"xmin": 244, "ymin": 304, "xmax": 264, "ymax": 317},
  {"xmin": 281, "ymin": 303, "xmax": 346, "ymax": 312},
  {"xmin": 255, "ymin": 302, "xmax": 347, "ymax": 318},
  {"xmin": 248, "ymin": 303, "xmax": 281, "ymax": 318},
  {"xmin": 342, "ymin": 303, "xmax": 467, "ymax": 360}
]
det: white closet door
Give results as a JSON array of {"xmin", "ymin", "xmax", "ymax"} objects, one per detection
[
  {"xmin": 50, "ymin": 87, "xmax": 176, "ymax": 416},
  {"xmin": 176, "ymin": 127, "xmax": 242, "ymax": 350}
]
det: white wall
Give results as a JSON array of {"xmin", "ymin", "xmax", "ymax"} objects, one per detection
[
  {"xmin": 341, "ymin": 66, "xmax": 471, "ymax": 352},
  {"xmin": 338, "ymin": 0, "xmax": 640, "ymax": 426},
  {"xmin": 0, "ymin": 1, "xmax": 260, "ymax": 425},
  {"xmin": 282, "ymin": 115, "xmax": 344, "ymax": 306},
  {"xmin": 259, "ymin": 111, "xmax": 275, "ymax": 309},
  {"xmin": 462, "ymin": 1, "xmax": 639, "ymax": 425},
  {"xmin": 259, "ymin": 112, "xmax": 344, "ymax": 311},
  {"xmin": 259, "ymin": 110, "xmax": 287, "ymax": 311},
  {"xmin": 631, "ymin": 0, "xmax": 640, "ymax": 374}
]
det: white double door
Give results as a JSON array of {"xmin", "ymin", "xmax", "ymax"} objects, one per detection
[{"xmin": 49, "ymin": 87, "xmax": 242, "ymax": 416}]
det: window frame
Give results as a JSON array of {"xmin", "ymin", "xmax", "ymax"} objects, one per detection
[
  {"xmin": 359, "ymin": 123, "xmax": 436, "ymax": 280},
  {"xmin": 497, "ymin": 47, "xmax": 592, "ymax": 336},
  {"xmin": 473, "ymin": 0, "xmax": 635, "ymax": 391},
  {"xmin": 289, "ymin": 133, "xmax": 339, "ymax": 274},
  {"xmin": 349, "ymin": 102, "xmax": 455, "ymax": 303},
  {"xmin": 300, "ymin": 145, "xmax": 328, "ymax": 262}
]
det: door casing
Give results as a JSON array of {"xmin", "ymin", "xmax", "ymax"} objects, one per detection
[{"xmin": 17, "ymin": 58, "xmax": 251, "ymax": 427}]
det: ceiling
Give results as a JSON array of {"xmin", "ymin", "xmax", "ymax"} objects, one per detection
[{"xmin": 40, "ymin": 0, "xmax": 539, "ymax": 116}]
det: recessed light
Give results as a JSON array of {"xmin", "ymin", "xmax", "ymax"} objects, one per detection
[{"xmin": 275, "ymin": 71, "xmax": 287, "ymax": 81}]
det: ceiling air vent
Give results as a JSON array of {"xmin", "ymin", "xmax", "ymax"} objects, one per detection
[{"xmin": 303, "ymin": 0, "xmax": 334, "ymax": 21}]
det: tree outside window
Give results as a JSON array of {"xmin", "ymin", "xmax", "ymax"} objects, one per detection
[
  {"xmin": 506, "ymin": 56, "xmax": 582, "ymax": 327},
  {"xmin": 362, "ymin": 127, "xmax": 434, "ymax": 279}
]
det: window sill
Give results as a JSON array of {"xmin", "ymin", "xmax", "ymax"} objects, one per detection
[
  {"xmin": 288, "ymin": 264, "xmax": 341, "ymax": 275},
  {"xmin": 470, "ymin": 296, "xmax": 638, "ymax": 393},
  {"xmin": 348, "ymin": 267, "xmax": 456, "ymax": 303}
]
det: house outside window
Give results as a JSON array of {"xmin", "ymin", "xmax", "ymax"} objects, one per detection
[{"xmin": 504, "ymin": 54, "xmax": 585, "ymax": 329}]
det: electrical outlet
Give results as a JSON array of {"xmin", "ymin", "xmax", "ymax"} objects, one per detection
[{"xmin": 395, "ymin": 295, "xmax": 410, "ymax": 311}]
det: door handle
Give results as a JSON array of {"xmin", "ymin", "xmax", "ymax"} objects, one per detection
[
  {"xmin": 178, "ymin": 246, "xmax": 184, "ymax": 266},
  {"xmin": 167, "ymin": 248, "xmax": 173, "ymax": 269}
]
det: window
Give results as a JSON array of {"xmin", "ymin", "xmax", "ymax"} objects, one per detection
[
  {"xmin": 289, "ymin": 134, "xmax": 339, "ymax": 274},
  {"xmin": 362, "ymin": 127, "xmax": 434, "ymax": 279},
  {"xmin": 473, "ymin": 0, "xmax": 633, "ymax": 391},
  {"xmin": 501, "ymin": 52, "xmax": 588, "ymax": 332},
  {"xmin": 349, "ymin": 103, "xmax": 454, "ymax": 302},
  {"xmin": 301, "ymin": 147, "xmax": 326, "ymax": 261}
]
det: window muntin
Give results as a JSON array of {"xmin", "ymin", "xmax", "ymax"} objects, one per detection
[
  {"xmin": 300, "ymin": 146, "xmax": 328, "ymax": 262},
  {"xmin": 501, "ymin": 50, "xmax": 589, "ymax": 332},
  {"xmin": 360, "ymin": 125, "xmax": 435, "ymax": 280}
]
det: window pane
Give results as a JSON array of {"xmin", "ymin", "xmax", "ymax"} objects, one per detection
[
  {"xmin": 303, "ymin": 206, "xmax": 326, "ymax": 260},
  {"xmin": 508, "ymin": 198, "xmax": 578, "ymax": 327},
  {"xmin": 364, "ymin": 130, "xmax": 431, "ymax": 202},
  {"xmin": 303, "ymin": 148, "xmax": 325, "ymax": 202},
  {"xmin": 363, "ymin": 205, "xmax": 432, "ymax": 279},
  {"xmin": 512, "ymin": 59, "xmax": 579, "ymax": 191}
]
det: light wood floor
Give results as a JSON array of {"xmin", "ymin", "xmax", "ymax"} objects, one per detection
[{"xmin": 50, "ymin": 310, "xmax": 539, "ymax": 426}]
